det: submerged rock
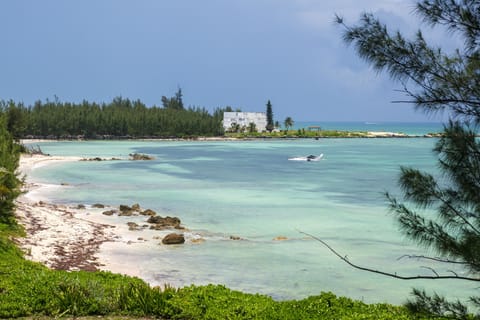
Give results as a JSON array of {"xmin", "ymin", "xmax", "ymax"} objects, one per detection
[
  {"xmin": 191, "ymin": 237, "xmax": 205, "ymax": 244},
  {"xmin": 92, "ymin": 203, "xmax": 105, "ymax": 208},
  {"xmin": 162, "ymin": 233, "xmax": 185, "ymax": 245}
]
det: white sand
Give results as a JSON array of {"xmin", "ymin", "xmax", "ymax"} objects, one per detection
[
  {"xmin": 14, "ymin": 154, "xmax": 176, "ymax": 274},
  {"xmin": 367, "ymin": 131, "xmax": 407, "ymax": 137},
  {"xmin": 14, "ymin": 154, "xmax": 115, "ymax": 271}
]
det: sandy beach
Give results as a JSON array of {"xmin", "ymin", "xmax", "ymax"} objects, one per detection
[
  {"xmin": 16, "ymin": 155, "xmax": 159, "ymax": 276},
  {"xmin": 14, "ymin": 154, "xmax": 114, "ymax": 271},
  {"xmin": 14, "ymin": 154, "xmax": 190, "ymax": 275}
]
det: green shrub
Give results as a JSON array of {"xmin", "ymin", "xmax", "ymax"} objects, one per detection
[{"xmin": 165, "ymin": 285, "xmax": 427, "ymax": 320}]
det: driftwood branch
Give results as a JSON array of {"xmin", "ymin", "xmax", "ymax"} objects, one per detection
[{"xmin": 298, "ymin": 230, "xmax": 480, "ymax": 282}]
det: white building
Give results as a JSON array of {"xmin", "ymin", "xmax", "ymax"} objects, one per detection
[{"xmin": 223, "ymin": 112, "xmax": 267, "ymax": 132}]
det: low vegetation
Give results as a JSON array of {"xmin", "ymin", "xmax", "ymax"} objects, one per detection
[
  {"xmin": 225, "ymin": 129, "xmax": 398, "ymax": 139},
  {"xmin": 0, "ymin": 245, "xmax": 423, "ymax": 319}
]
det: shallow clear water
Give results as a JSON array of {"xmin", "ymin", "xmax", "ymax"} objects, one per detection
[{"xmin": 27, "ymin": 137, "xmax": 476, "ymax": 304}]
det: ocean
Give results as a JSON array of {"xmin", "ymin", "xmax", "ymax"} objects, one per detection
[{"xmin": 26, "ymin": 122, "xmax": 474, "ymax": 305}]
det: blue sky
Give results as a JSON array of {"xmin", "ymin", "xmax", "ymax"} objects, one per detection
[{"xmin": 0, "ymin": 1, "xmax": 450, "ymax": 122}]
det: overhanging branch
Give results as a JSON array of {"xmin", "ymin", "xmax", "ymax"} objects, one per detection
[
  {"xmin": 397, "ymin": 254, "xmax": 472, "ymax": 266},
  {"xmin": 298, "ymin": 230, "xmax": 480, "ymax": 282}
]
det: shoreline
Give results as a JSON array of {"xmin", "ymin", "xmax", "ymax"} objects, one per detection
[
  {"xmin": 14, "ymin": 153, "xmax": 210, "ymax": 282},
  {"xmin": 14, "ymin": 154, "xmax": 191, "ymax": 276},
  {"xmin": 19, "ymin": 131, "xmax": 442, "ymax": 145},
  {"xmin": 14, "ymin": 154, "xmax": 116, "ymax": 271}
]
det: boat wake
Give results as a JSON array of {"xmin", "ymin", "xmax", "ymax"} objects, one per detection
[{"xmin": 288, "ymin": 154, "xmax": 324, "ymax": 162}]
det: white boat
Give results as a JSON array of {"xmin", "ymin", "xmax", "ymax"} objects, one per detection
[{"xmin": 288, "ymin": 154, "xmax": 324, "ymax": 162}]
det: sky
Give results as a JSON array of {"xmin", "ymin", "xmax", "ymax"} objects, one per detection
[{"xmin": 0, "ymin": 0, "xmax": 453, "ymax": 122}]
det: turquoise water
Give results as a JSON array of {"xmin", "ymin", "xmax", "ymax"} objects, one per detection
[
  {"xmin": 294, "ymin": 121, "xmax": 443, "ymax": 135},
  {"xmin": 27, "ymin": 135, "xmax": 476, "ymax": 304}
]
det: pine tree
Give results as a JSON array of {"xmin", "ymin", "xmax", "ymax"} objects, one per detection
[
  {"xmin": 161, "ymin": 88, "xmax": 184, "ymax": 110},
  {"xmin": 338, "ymin": 1, "xmax": 480, "ymax": 317},
  {"xmin": 0, "ymin": 112, "xmax": 21, "ymax": 225},
  {"xmin": 266, "ymin": 100, "xmax": 274, "ymax": 132}
]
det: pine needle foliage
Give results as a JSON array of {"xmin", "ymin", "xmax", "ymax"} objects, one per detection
[
  {"xmin": 0, "ymin": 111, "xmax": 22, "ymax": 227},
  {"xmin": 338, "ymin": 0, "xmax": 480, "ymax": 317}
]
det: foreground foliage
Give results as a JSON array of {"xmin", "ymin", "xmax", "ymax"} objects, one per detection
[
  {"xmin": 0, "ymin": 216, "xmax": 423, "ymax": 318},
  {"xmin": 339, "ymin": 0, "xmax": 480, "ymax": 317},
  {"xmin": 0, "ymin": 112, "xmax": 22, "ymax": 228},
  {"xmin": 0, "ymin": 243, "xmax": 424, "ymax": 319}
]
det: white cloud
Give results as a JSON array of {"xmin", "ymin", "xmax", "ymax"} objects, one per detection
[{"xmin": 293, "ymin": 0, "xmax": 415, "ymax": 33}]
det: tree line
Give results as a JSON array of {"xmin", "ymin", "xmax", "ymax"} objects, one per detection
[{"xmin": 0, "ymin": 90, "xmax": 229, "ymax": 139}]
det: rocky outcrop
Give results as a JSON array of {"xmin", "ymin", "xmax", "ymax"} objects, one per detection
[
  {"xmin": 102, "ymin": 209, "xmax": 117, "ymax": 216},
  {"xmin": 93, "ymin": 202, "xmax": 184, "ymax": 232},
  {"xmin": 147, "ymin": 216, "xmax": 183, "ymax": 230},
  {"xmin": 140, "ymin": 209, "xmax": 157, "ymax": 216},
  {"xmin": 80, "ymin": 157, "xmax": 122, "ymax": 161},
  {"xmin": 162, "ymin": 233, "xmax": 185, "ymax": 245},
  {"xmin": 118, "ymin": 203, "xmax": 152, "ymax": 216},
  {"xmin": 102, "ymin": 204, "xmax": 164, "ymax": 221},
  {"xmin": 127, "ymin": 222, "xmax": 141, "ymax": 231},
  {"xmin": 119, "ymin": 204, "xmax": 136, "ymax": 216},
  {"xmin": 80, "ymin": 157, "xmax": 121, "ymax": 161},
  {"xmin": 129, "ymin": 153, "xmax": 155, "ymax": 161}
]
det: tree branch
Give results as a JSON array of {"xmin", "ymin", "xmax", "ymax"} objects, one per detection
[
  {"xmin": 420, "ymin": 266, "xmax": 439, "ymax": 277},
  {"xmin": 391, "ymin": 99, "xmax": 480, "ymax": 106},
  {"xmin": 299, "ymin": 230, "xmax": 480, "ymax": 282},
  {"xmin": 397, "ymin": 254, "xmax": 472, "ymax": 265}
]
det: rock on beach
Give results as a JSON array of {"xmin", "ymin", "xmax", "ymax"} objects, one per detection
[{"xmin": 162, "ymin": 233, "xmax": 185, "ymax": 245}]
